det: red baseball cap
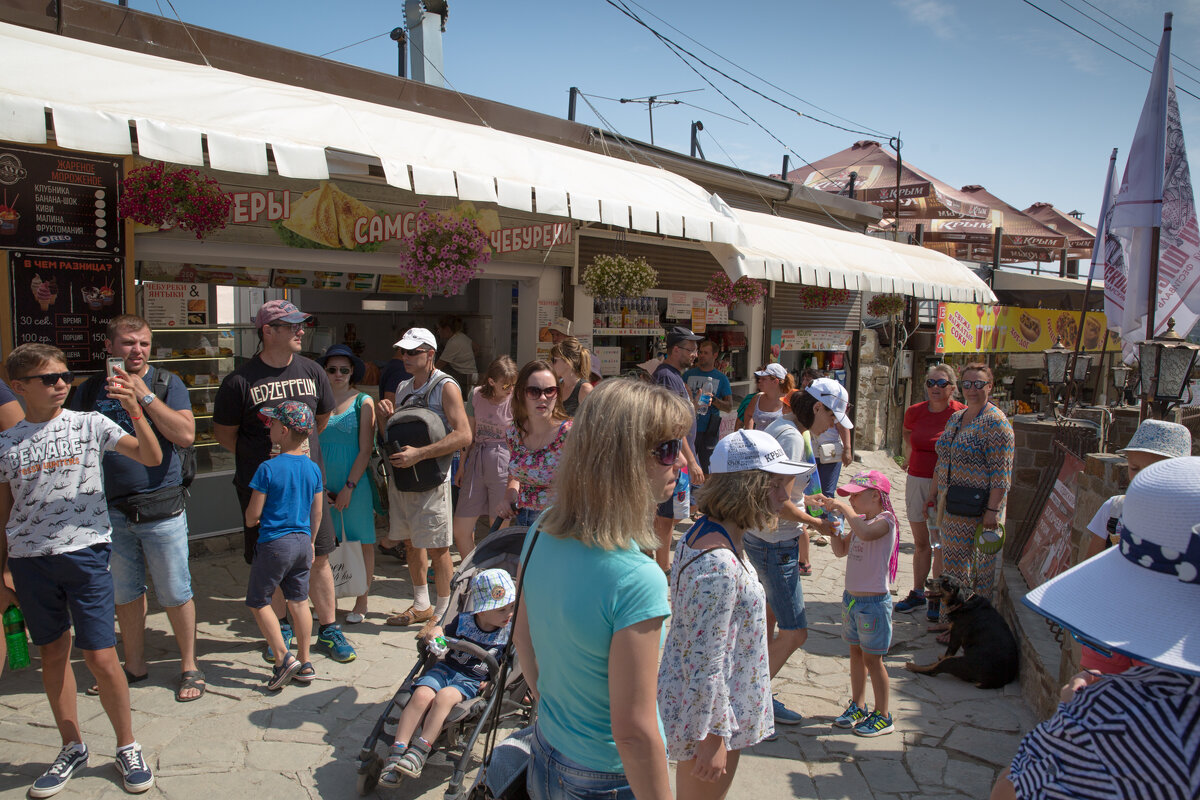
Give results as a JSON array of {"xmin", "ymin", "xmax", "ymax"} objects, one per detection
[{"xmin": 837, "ymin": 469, "xmax": 891, "ymax": 496}]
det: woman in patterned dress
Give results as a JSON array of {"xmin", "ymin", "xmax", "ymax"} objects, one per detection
[
  {"xmin": 658, "ymin": 429, "xmax": 808, "ymax": 800},
  {"xmin": 494, "ymin": 361, "xmax": 571, "ymax": 528},
  {"xmin": 929, "ymin": 363, "xmax": 1014, "ymax": 638}
]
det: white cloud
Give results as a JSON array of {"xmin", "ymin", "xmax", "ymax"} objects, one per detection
[{"xmin": 894, "ymin": 0, "xmax": 958, "ymax": 41}]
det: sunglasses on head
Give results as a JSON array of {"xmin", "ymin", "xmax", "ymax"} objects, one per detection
[
  {"xmin": 926, "ymin": 378, "xmax": 951, "ymax": 388},
  {"xmin": 960, "ymin": 379, "xmax": 990, "ymax": 390},
  {"xmin": 19, "ymin": 371, "xmax": 74, "ymax": 387},
  {"xmin": 651, "ymin": 438, "xmax": 684, "ymax": 466},
  {"xmin": 400, "ymin": 347, "xmax": 430, "ymax": 357},
  {"xmin": 325, "ymin": 366, "xmax": 353, "ymax": 375},
  {"xmin": 525, "ymin": 385, "xmax": 559, "ymax": 400}
]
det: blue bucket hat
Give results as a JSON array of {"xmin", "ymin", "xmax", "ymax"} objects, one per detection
[{"xmin": 318, "ymin": 343, "xmax": 366, "ymax": 384}]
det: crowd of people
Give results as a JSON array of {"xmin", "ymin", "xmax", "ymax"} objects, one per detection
[{"xmin": 0, "ymin": 298, "xmax": 1195, "ymax": 800}]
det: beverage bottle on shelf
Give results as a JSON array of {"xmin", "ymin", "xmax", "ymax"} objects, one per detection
[
  {"xmin": 621, "ymin": 298, "xmax": 630, "ymax": 329},
  {"xmin": 608, "ymin": 299, "xmax": 622, "ymax": 330},
  {"xmin": 4, "ymin": 605, "xmax": 31, "ymax": 671},
  {"xmin": 697, "ymin": 378, "xmax": 714, "ymax": 415},
  {"xmin": 593, "ymin": 302, "xmax": 605, "ymax": 331}
]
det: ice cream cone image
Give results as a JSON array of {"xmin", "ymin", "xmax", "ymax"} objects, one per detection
[{"xmin": 35, "ymin": 277, "xmax": 56, "ymax": 311}]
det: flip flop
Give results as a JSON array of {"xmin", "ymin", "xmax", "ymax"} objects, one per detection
[
  {"xmin": 175, "ymin": 669, "xmax": 206, "ymax": 702},
  {"xmin": 86, "ymin": 667, "xmax": 148, "ymax": 696}
]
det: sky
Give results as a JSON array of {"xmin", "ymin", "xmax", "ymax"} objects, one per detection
[{"xmin": 109, "ymin": 0, "xmax": 1200, "ymax": 233}]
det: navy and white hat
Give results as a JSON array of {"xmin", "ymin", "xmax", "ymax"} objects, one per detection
[{"xmin": 1023, "ymin": 457, "xmax": 1200, "ymax": 676}]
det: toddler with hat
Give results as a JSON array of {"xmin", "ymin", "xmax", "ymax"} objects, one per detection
[
  {"xmin": 381, "ymin": 568, "xmax": 516, "ymax": 785},
  {"xmin": 818, "ymin": 469, "xmax": 899, "ymax": 737}
]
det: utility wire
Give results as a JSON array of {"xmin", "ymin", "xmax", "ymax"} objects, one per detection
[
  {"xmin": 1051, "ymin": 0, "xmax": 1200, "ymax": 87},
  {"xmin": 1071, "ymin": 0, "xmax": 1200, "ymax": 74},
  {"xmin": 320, "ymin": 30, "xmax": 390, "ymax": 58},
  {"xmin": 157, "ymin": 0, "xmax": 211, "ymax": 66}
]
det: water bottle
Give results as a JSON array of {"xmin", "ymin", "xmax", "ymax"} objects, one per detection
[
  {"xmin": 697, "ymin": 378, "xmax": 714, "ymax": 416},
  {"xmin": 429, "ymin": 636, "xmax": 448, "ymax": 658},
  {"xmin": 826, "ymin": 509, "xmax": 846, "ymax": 538},
  {"xmin": 926, "ymin": 504, "xmax": 942, "ymax": 550},
  {"xmin": 673, "ymin": 466, "xmax": 691, "ymax": 520},
  {"xmin": 4, "ymin": 605, "xmax": 31, "ymax": 671}
]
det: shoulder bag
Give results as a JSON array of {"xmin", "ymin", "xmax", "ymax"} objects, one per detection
[{"xmin": 944, "ymin": 410, "xmax": 988, "ymax": 518}]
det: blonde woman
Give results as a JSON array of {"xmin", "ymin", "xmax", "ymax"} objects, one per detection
[
  {"xmin": 549, "ymin": 336, "xmax": 593, "ymax": 417},
  {"xmin": 514, "ymin": 379, "xmax": 691, "ymax": 800},
  {"xmin": 659, "ymin": 429, "xmax": 809, "ymax": 800}
]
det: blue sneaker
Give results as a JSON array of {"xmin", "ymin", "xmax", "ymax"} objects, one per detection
[
  {"xmin": 772, "ymin": 696, "xmax": 803, "ymax": 725},
  {"xmin": 315, "ymin": 623, "xmax": 356, "ymax": 663},
  {"xmin": 30, "ymin": 743, "xmax": 88, "ymax": 798},
  {"xmin": 263, "ymin": 621, "xmax": 296, "ymax": 663},
  {"xmin": 926, "ymin": 598, "xmax": 942, "ymax": 622},
  {"xmin": 853, "ymin": 710, "xmax": 895, "ymax": 738},
  {"xmin": 114, "ymin": 743, "xmax": 155, "ymax": 793},
  {"xmin": 833, "ymin": 701, "xmax": 868, "ymax": 729},
  {"xmin": 895, "ymin": 589, "xmax": 926, "ymax": 613}
]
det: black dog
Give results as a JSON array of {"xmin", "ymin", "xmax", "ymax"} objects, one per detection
[{"xmin": 904, "ymin": 574, "xmax": 1019, "ymax": 689}]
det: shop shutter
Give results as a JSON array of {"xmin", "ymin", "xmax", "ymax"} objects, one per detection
[
  {"xmin": 769, "ymin": 284, "xmax": 863, "ymax": 329},
  {"xmin": 577, "ymin": 235, "xmax": 720, "ymax": 293}
]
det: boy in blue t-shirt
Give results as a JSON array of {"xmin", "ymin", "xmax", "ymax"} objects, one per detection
[{"xmin": 244, "ymin": 400, "xmax": 324, "ymax": 691}]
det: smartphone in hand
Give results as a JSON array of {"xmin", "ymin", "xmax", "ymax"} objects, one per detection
[{"xmin": 106, "ymin": 357, "xmax": 125, "ymax": 378}]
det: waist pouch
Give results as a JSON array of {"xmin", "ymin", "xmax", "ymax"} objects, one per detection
[
  {"xmin": 945, "ymin": 484, "xmax": 987, "ymax": 518},
  {"xmin": 113, "ymin": 484, "xmax": 186, "ymax": 523}
]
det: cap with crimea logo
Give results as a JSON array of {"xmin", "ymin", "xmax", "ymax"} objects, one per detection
[{"xmin": 709, "ymin": 429, "xmax": 812, "ymax": 477}]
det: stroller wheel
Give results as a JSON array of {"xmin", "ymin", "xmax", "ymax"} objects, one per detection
[{"xmin": 356, "ymin": 755, "xmax": 383, "ymax": 795}]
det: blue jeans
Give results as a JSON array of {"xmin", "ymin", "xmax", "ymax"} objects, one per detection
[
  {"xmin": 515, "ymin": 507, "xmax": 541, "ymax": 528},
  {"xmin": 817, "ymin": 460, "xmax": 842, "ymax": 497},
  {"xmin": 109, "ymin": 507, "xmax": 193, "ymax": 607},
  {"xmin": 743, "ymin": 533, "xmax": 807, "ymax": 631},
  {"xmin": 527, "ymin": 724, "xmax": 634, "ymax": 800}
]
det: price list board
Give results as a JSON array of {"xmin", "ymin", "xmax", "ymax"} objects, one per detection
[
  {"xmin": 9, "ymin": 251, "xmax": 125, "ymax": 372},
  {"xmin": 0, "ymin": 145, "xmax": 122, "ymax": 256}
]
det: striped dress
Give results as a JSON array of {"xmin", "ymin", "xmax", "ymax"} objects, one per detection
[
  {"xmin": 1008, "ymin": 666, "xmax": 1200, "ymax": 799},
  {"xmin": 933, "ymin": 403, "xmax": 1014, "ymax": 616}
]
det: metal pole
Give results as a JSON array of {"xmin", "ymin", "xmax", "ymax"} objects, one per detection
[
  {"xmin": 992, "ymin": 227, "xmax": 1003, "ymax": 271},
  {"xmin": 690, "ymin": 121, "xmax": 705, "ymax": 159},
  {"xmin": 890, "ymin": 136, "xmax": 902, "ymax": 241},
  {"xmin": 389, "ymin": 28, "xmax": 407, "ymax": 78},
  {"xmin": 781, "ymin": 155, "xmax": 790, "ymax": 179},
  {"xmin": 568, "ymin": 87, "xmax": 579, "ymax": 121},
  {"xmin": 1059, "ymin": 247, "xmax": 1068, "ymax": 278},
  {"xmin": 1140, "ymin": 226, "xmax": 1163, "ymax": 421},
  {"xmin": 647, "ymin": 96, "xmax": 656, "ymax": 145}
]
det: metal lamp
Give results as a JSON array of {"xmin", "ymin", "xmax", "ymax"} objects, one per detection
[
  {"xmin": 1109, "ymin": 362, "xmax": 1131, "ymax": 390},
  {"xmin": 1044, "ymin": 338, "xmax": 1071, "ymax": 386},
  {"xmin": 1138, "ymin": 318, "xmax": 1200, "ymax": 404},
  {"xmin": 1072, "ymin": 353, "xmax": 1093, "ymax": 382}
]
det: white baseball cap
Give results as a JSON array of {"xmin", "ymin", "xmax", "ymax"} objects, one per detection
[
  {"xmin": 394, "ymin": 327, "xmax": 437, "ymax": 350},
  {"xmin": 755, "ymin": 363, "xmax": 788, "ymax": 381},
  {"xmin": 709, "ymin": 429, "xmax": 813, "ymax": 477},
  {"xmin": 547, "ymin": 317, "xmax": 572, "ymax": 336},
  {"xmin": 806, "ymin": 377, "xmax": 853, "ymax": 429}
]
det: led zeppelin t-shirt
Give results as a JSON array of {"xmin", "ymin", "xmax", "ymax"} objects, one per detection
[
  {"xmin": 0, "ymin": 409, "xmax": 126, "ymax": 557},
  {"xmin": 214, "ymin": 354, "xmax": 335, "ymax": 488}
]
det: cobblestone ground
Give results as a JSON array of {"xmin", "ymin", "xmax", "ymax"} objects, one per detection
[{"xmin": 0, "ymin": 451, "xmax": 1036, "ymax": 799}]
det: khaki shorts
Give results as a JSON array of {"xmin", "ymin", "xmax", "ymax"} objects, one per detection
[
  {"xmin": 906, "ymin": 474, "xmax": 934, "ymax": 522},
  {"xmin": 386, "ymin": 478, "xmax": 453, "ymax": 549}
]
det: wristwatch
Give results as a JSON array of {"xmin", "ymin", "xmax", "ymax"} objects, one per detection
[
  {"xmin": 345, "ymin": 480, "xmax": 357, "ymax": 489},
  {"xmin": 139, "ymin": 393, "xmax": 155, "ymax": 407}
]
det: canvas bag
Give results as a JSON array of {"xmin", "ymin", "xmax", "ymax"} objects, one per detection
[{"xmin": 329, "ymin": 538, "xmax": 368, "ymax": 598}]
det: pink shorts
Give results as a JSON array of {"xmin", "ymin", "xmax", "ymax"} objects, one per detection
[{"xmin": 455, "ymin": 441, "xmax": 509, "ymax": 519}]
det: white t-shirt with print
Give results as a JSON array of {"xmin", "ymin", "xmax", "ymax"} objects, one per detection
[{"xmin": 0, "ymin": 409, "xmax": 126, "ymax": 557}]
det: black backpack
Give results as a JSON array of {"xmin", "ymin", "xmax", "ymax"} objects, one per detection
[
  {"xmin": 385, "ymin": 372, "xmax": 454, "ymax": 493},
  {"xmin": 72, "ymin": 368, "xmax": 197, "ymax": 488}
]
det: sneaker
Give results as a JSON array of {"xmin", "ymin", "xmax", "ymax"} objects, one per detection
[
  {"xmin": 315, "ymin": 624, "xmax": 357, "ymax": 663},
  {"xmin": 833, "ymin": 701, "xmax": 868, "ymax": 729},
  {"xmin": 114, "ymin": 744, "xmax": 155, "ymax": 793},
  {"xmin": 30, "ymin": 743, "xmax": 88, "ymax": 798},
  {"xmin": 262, "ymin": 621, "xmax": 295, "ymax": 663},
  {"xmin": 853, "ymin": 710, "xmax": 895, "ymax": 738},
  {"xmin": 772, "ymin": 697, "xmax": 803, "ymax": 725},
  {"xmin": 895, "ymin": 589, "xmax": 926, "ymax": 613},
  {"xmin": 926, "ymin": 598, "xmax": 942, "ymax": 622}
]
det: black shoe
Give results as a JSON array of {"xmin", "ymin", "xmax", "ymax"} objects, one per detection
[{"xmin": 378, "ymin": 543, "xmax": 407, "ymax": 563}]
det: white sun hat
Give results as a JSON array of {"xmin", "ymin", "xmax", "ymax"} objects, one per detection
[
  {"xmin": 709, "ymin": 429, "xmax": 815, "ymax": 479},
  {"xmin": 1022, "ymin": 456, "xmax": 1200, "ymax": 676}
]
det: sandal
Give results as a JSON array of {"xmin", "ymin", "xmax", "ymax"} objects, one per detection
[
  {"xmin": 927, "ymin": 623, "xmax": 950, "ymax": 633},
  {"xmin": 386, "ymin": 604, "xmax": 435, "ymax": 627},
  {"xmin": 86, "ymin": 667, "xmax": 148, "ymax": 696},
  {"xmin": 936, "ymin": 631, "xmax": 952, "ymax": 645},
  {"xmin": 267, "ymin": 654, "xmax": 302, "ymax": 691},
  {"xmin": 798, "ymin": 562, "xmax": 813, "ymax": 577},
  {"xmin": 396, "ymin": 738, "xmax": 432, "ymax": 779},
  {"xmin": 175, "ymin": 669, "xmax": 206, "ymax": 702},
  {"xmin": 810, "ymin": 533, "xmax": 830, "ymax": 547},
  {"xmin": 292, "ymin": 661, "xmax": 316, "ymax": 684}
]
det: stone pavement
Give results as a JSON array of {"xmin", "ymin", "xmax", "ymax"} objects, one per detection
[{"xmin": 0, "ymin": 450, "xmax": 1037, "ymax": 799}]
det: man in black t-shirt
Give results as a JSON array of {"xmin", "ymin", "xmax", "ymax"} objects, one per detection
[{"xmin": 214, "ymin": 299, "xmax": 356, "ymax": 664}]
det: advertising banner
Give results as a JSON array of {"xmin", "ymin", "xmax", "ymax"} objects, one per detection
[
  {"xmin": 935, "ymin": 303, "xmax": 1122, "ymax": 354},
  {"xmin": 144, "ymin": 282, "xmax": 207, "ymax": 328},
  {"xmin": 1019, "ymin": 449, "xmax": 1086, "ymax": 589},
  {"xmin": 769, "ymin": 329, "xmax": 854, "ymax": 358}
]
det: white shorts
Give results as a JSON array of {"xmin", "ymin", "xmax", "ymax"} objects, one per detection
[
  {"xmin": 386, "ymin": 478, "xmax": 453, "ymax": 549},
  {"xmin": 905, "ymin": 474, "xmax": 934, "ymax": 523}
]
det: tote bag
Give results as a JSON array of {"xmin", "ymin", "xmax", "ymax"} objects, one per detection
[{"xmin": 329, "ymin": 539, "xmax": 368, "ymax": 598}]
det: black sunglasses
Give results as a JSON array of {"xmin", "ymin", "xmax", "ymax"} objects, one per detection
[
  {"xmin": 400, "ymin": 347, "xmax": 431, "ymax": 357},
  {"xmin": 651, "ymin": 439, "xmax": 684, "ymax": 466},
  {"xmin": 525, "ymin": 385, "xmax": 559, "ymax": 400},
  {"xmin": 960, "ymin": 379, "xmax": 990, "ymax": 390},
  {"xmin": 325, "ymin": 366, "xmax": 353, "ymax": 375},
  {"xmin": 926, "ymin": 378, "xmax": 951, "ymax": 388},
  {"xmin": 268, "ymin": 322, "xmax": 306, "ymax": 333},
  {"xmin": 19, "ymin": 371, "xmax": 74, "ymax": 386}
]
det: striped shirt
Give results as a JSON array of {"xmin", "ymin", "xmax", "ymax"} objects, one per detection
[{"xmin": 1009, "ymin": 666, "xmax": 1200, "ymax": 799}]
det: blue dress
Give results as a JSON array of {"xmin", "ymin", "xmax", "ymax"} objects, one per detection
[{"xmin": 319, "ymin": 394, "xmax": 376, "ymax": 544}]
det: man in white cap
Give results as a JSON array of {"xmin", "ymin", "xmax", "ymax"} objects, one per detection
[{"xmin": 377, "ymin": 328, "xmax": 472, "ymax": 628}]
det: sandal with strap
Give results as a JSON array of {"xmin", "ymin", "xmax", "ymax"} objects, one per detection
[
  {"xmin": 267, "ymin": 654, "xmax": 302, "ymax": 691},
  {"xmin": 292, "ymin": 662, "xmax": 316, "ymax": 684},
  {"xmin": 86, "ymin": 667, "xmax": 148, "ymax": 697},
  {"xmin": 396, "ymin": 739, "xmax": 431, "ymax": 778},
  {"xmin": 798, "ymin": 562, "xmax": 813, "ymax": 577},
  {"xmin": 175, "ymin": 669, "xmax": 206, "ymax": 702},
  {"xmin": 386, "ymin": 604, "xmax": 436, "ymax": 627}
]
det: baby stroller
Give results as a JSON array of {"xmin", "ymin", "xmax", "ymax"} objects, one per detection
[{"xmin": 355, "ymin": 523, "xmax": 534, "ymax": 798}]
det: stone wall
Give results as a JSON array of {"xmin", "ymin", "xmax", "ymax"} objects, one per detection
[
  {"xmin": 1006, "ymin": 416, "xmax": 1061, "ymax": 537},
  {"xmin": 854, "ymin": 329, "xmax": 893, "ymax": 451},
  {"xmin": 1070, "ymin": 453, "xmax": 1127, "ymax": 564},
  {"xmin": 996, "ymin": 564, "xmax": 1063, "ymax": 721}
]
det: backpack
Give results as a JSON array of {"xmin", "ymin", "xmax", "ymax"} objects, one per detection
[
  {"xmin": 72, "ymin": 368, "xmax": 197, "ymax": 489},
  {"xmin": 385, "ymin": 372, "xmax": 454, "ymax": 493}
]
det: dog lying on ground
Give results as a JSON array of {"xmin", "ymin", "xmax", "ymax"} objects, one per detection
[{"xmin": 904, "ymin": 574, "xmax": 1019, "ymax": 689}]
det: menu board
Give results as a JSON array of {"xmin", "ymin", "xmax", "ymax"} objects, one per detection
[
  {"xmin": 139, "ymin": 261, "xmax": 272, "ymax": 287},
  {"xmin": 0, "ymin": 145, "xmax": 122, "ymax": 255},
  {"xmin": 144, "ymin": 282, "xmax": 207, "ymax": 328},
  {"xmin": 378, "ymin": 274, "xmax": 421, "ymax": 294},
  {"xmin": 271, "ymin": 269, "xmax": 378, "ymax": 291},
  {"xmin": 9, "ymin": 251, "xmax": 124, "ymax": 372}
]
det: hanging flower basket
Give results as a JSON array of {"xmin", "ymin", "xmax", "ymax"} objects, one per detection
[
  {"xmin": 867, "ymin": 293, "xmax": 906, "ymax": 318},
  {"xmin": 733, "ymin": 276, "xmax": 766, "ymax": 307},
  {"xmin": 397, "ymin": 202, "xmax": 493, "ymax": 298},
  {"xmin": 117, "ymin": 162, "xmax": 232, "ymax": 240},
  {"xmin": 706, "ymin": 272, "xmax": 766, "ymax": 308},
  {"xmin": 581, "ymin": 254, "xmax": 658, "ymax": 299},
  {"xmin": 798, "ymin": 286, "xmax": 850, "ymax": 310}
]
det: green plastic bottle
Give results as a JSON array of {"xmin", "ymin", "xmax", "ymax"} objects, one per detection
[{"xmin": 4, "ymin": 605, "xmax": 31, "ymax": 671}]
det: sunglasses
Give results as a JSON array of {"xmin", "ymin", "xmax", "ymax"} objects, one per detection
[
  {"xmin": 400, "ymin": 347, "xmax": 431, "ymax": 357},
  {"xmin": 325, "ymin": 366, "xmax": 353, "ymax": 375},
  {"xmin": 525, "ymin": 385, "xmax": 559, "ymax": 400},
  {"xmin": 268, "ymin": 322, "xmax": 306, "ymax": 334},
  {"xmin": 960, "ymin": 379, "xmax": 990, "ymax": 390},
  {"xmin": 926, "ymin": 378, "xmax": 951, "ymax": 388},
  {"xmin": 651, "ymin": 438, "xmax": 684, "ymax": 466},
  {"xmin": 18, "ymin": 371, "xmax": 74, "ymax": 386}
]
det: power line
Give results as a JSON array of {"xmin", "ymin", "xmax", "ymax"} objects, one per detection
[
  {"xmin": 1051, "ymin": 0, "xmax": 1200, "ymax": 88},
  {"xmin": 319, "ymin": 30, "xmax": 390, "ymax": 58},
  {"xmin": 1071, "ymin": 0, "xmax": 1200, "ymax": 75}
]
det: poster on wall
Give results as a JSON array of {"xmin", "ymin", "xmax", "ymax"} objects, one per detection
[
  {"xmin": 9, "ymin": 251, "xmax": 124, "ymax": 372},
  {"xmin": 770, "ymin": 329, "xmax": 854, "ymax": 358},
  {"xmin": 138, "ymin": 262, "xmax": 272, "ymax": 287},
  {"xmin": 144, "ymin": 282, "xmax": 207, "ymax": 328},
  {"xmin": 0, "ymin": 145, "xmax": 123, "ymax": 255},
  {"xmin": 1018, "ymin": 448, "xmax": 1086, "ymax": 589}
]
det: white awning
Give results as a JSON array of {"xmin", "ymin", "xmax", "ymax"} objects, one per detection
[
  {"xmin": 993, "ymin": 269, "xmax": 1103, "ymax": 292},
  {"xmin": 0, "ymin": 22, "xmax": 736, "ymax": 244},
  {"xmin": 704, "ymin": 206, "xmax": 997, "ymax": 303}
]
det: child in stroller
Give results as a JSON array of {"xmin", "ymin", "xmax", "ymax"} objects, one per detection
[{"xmin": 380, "ymin": 568, "xmax": 516, "ymax": 787}]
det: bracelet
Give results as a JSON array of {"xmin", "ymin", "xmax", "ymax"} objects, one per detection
[
  {"xmin": 986, "ymin": 507, "xmax": 1001, "ymax": 513},
  {"xmin": 129, "ymin": 414, "xmax": 143, "ymax": 421}
]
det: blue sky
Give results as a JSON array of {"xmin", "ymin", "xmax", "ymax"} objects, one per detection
[{"xmin": 111, "ymin": 0, "xmax": 1200, "ymax": 231}]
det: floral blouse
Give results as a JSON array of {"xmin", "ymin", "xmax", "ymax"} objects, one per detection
[
  {"xmin": 658, "ymin": 518, "xmax": 773, "ymax": 760},
  {"xmin": 506, "ymin": 420, "xmax": 572, "ymax": 512}
]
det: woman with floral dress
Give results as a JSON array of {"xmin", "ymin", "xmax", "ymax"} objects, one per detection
[
  {"xmin": 495, "ymin": 361, "xmax": 572, "ymax": 528},
  {"xmin": 658, "ymin": 429, "xmax": 807, "ymax": 800}
]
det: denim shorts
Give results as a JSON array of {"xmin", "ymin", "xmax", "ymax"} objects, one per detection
[
  {"xmin": 743, "ymin": 533, "xmax": 807, "ymax": 631},
  {"xmin": 415, "ymin": 662, "xmax": 482, "ymax": 701},
  {"xmin": 109, "ymin": 507, "xmax": 193, "ymax": 607},
  {"xmin": 9, "ymin": 543, "xmax": 117, "ymax": 650},
  {"xmin": 841, "ymin": 591, "xmax": 893, "ymax": 655},
  {"xmin": 246, "ymin": 532, "xmax": 313, "ymax": 608},
  {"xmin": 527, "ymin": 723, "xmax": 634, "ymax": 800}
]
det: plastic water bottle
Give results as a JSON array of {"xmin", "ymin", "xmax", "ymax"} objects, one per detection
[
  {"xmin": 429, "ymin": 636, "xmax": 448, "ymax": 658},
  {"xmin": 673, "ymin": 466, "xmax": 691, "ymax": 520},
  {"xmin": 827, "ymin": 509, "xmax": 846, "ymax": 538},
  {"xmin": 926, "ymin": 504, "xmax": 942, "ymax": 550},
  {"xmin": 4, "ymin": 605, "xmax": 31, "ymax": 671},
  {"xmin": 697, "ymin": 378, "xmax": 714, "ymax": 416}
]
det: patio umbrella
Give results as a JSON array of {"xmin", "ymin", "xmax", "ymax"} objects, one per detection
[{"xmin": 1022, "ymin": 202, "xmax": 1096, "ymax": 253}]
